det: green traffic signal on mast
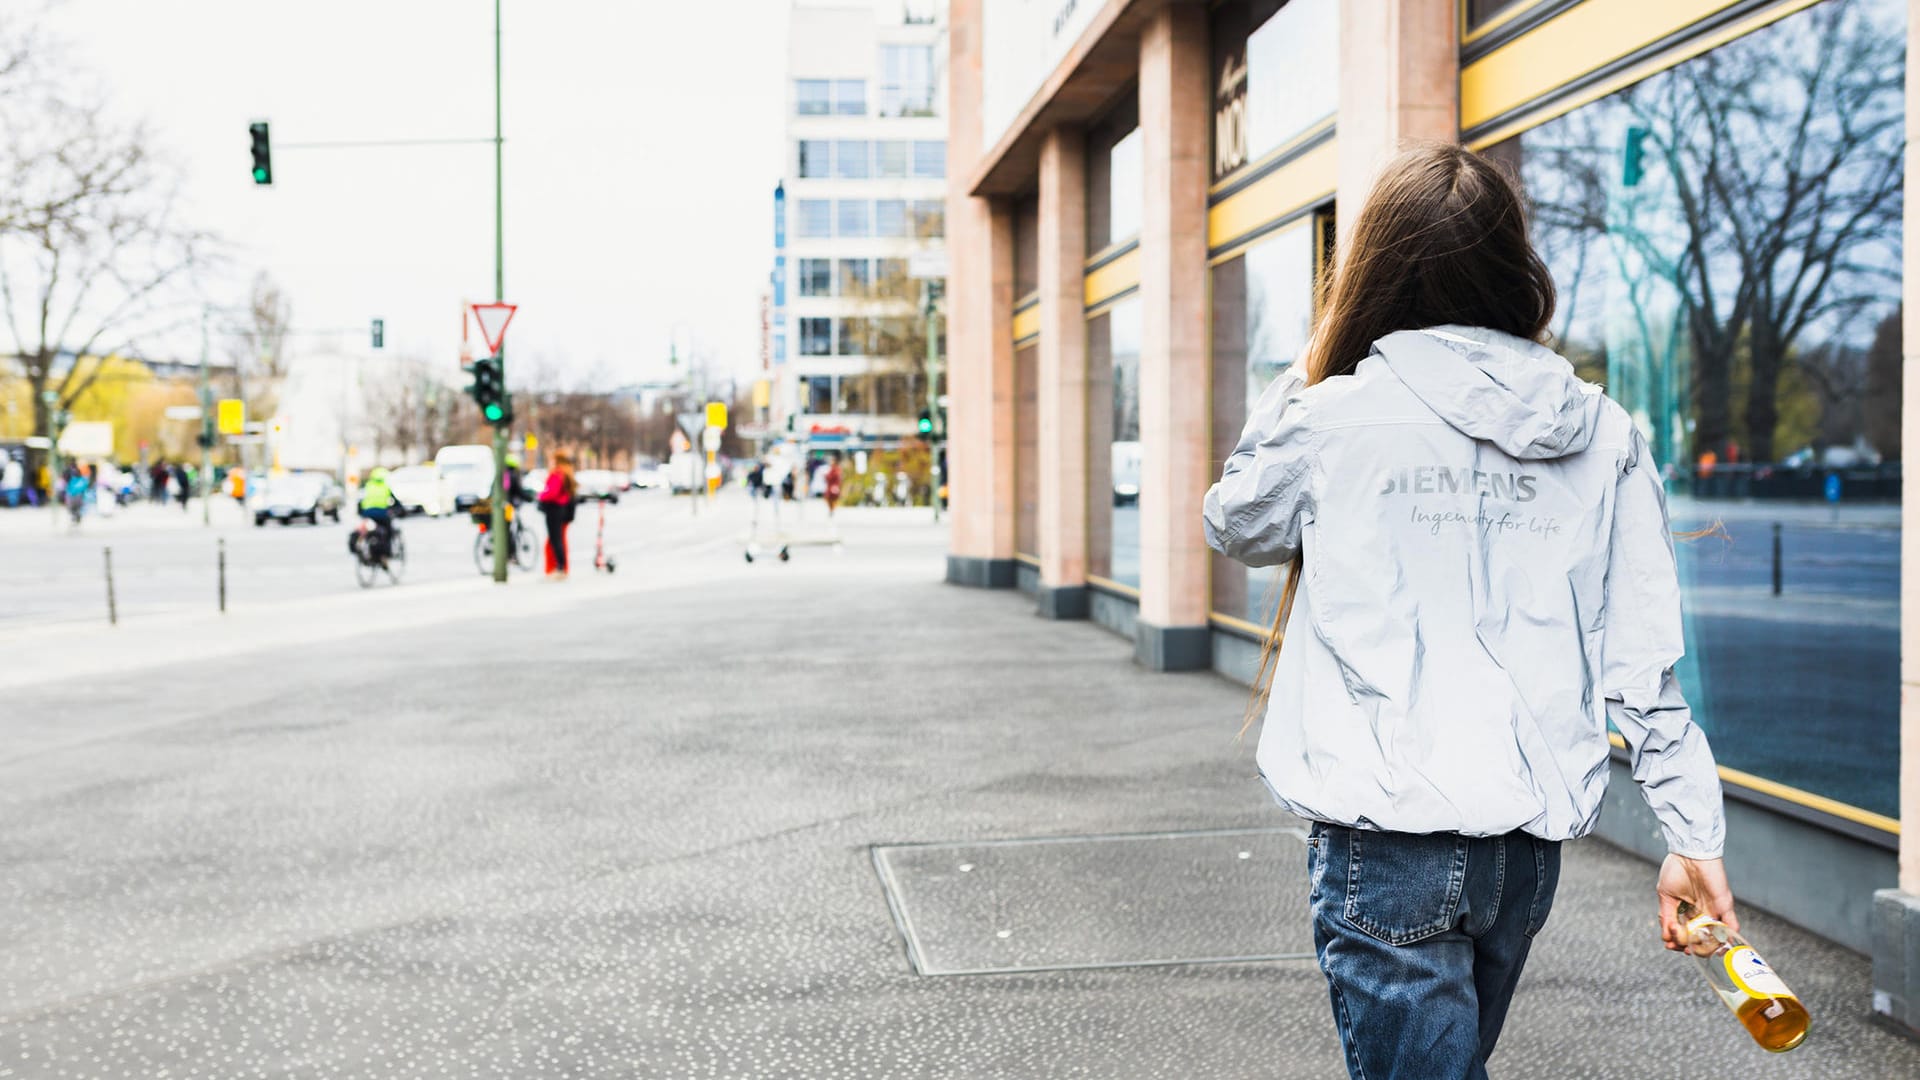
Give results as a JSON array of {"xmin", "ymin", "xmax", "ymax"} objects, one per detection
[{"xmin": 249, "ymin": 122, "xmax": 272, "ymax": 185}]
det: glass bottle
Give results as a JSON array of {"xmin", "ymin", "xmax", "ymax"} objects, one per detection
[{"xmin": 1678, "ymin": 901, "xmax": 1811, "ymax": 1053}]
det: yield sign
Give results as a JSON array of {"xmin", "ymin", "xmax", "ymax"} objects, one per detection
[{"xmin": 469, "ymin": 302, "xmax": 518, "ymax": 354}]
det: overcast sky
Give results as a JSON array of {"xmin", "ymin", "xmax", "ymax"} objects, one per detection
[{"xmin": 44, "ymin": 0, "xmax": 791, "ymax": 387}]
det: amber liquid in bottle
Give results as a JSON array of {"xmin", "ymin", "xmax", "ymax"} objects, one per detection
[
  {"xmin": 1734, "ymin": 993, "xmax": 1812, "ymax": 1052},
  {"xmin": 1679, "ymin": 901, "xmax": 1811, "ymax": 1053}
]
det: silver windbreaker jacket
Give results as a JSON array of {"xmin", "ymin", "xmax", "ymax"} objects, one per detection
[{"xmin": 1204, "ymin": 325, "xmax": 1726, "ymax": 858}]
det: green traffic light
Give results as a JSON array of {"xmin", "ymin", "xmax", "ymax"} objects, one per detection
[
  {"xmin": 484, "ymin": 404, "xmax": 504, "ymax": 422},
  {"xmin": 252, "ymin": 167, "xmax": 268, "ymax": 183}
]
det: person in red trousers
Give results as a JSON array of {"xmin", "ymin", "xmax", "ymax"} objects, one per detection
[{"xmin": 537, "ymin": 451, "xmax": 577, "ymax": 580}]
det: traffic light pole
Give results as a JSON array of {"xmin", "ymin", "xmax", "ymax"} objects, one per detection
[
  {"xmin": 488, "ymin": 0, "xmax": 510, "ymax": 584},
  {"xmin": 923, "ymin": 282, "xmax": 943, "ymax": 523},
  {"xmin": 200, "ymin": 307, "xmax": 213, "ymax": 527}
]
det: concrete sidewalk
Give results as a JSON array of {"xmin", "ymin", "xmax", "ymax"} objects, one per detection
[{"xmin": 1, "ymin": 509, "xmax": 1915, "ymax": 1077}]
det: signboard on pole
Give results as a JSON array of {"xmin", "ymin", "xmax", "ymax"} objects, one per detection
[
  {"xmin": 468, "ymin": 302, "xmax": 518, "ymax": 354},
  {"xmin": 705, "ymin": 401, "xmax": 729, "ymax": 430},
  {"xmin": 217, "ymin": 398, "xmax": 246, "ymax": 436},
  {"xmin": 164, "ymin": 405, "xmax": 204, "ymax": 421}
]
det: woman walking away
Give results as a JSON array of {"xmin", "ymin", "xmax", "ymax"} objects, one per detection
[
  {"xmin": 1204, "ymin": 143, "xmax": 1735, "ymax": 1080},
  {"xmin": 538, "ymin": 451, "xmax": 576, "ymax": 580}
]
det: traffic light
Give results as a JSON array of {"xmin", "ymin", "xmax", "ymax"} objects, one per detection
[
  {"xmin": 917, "ymin": 409, "xmax": 934, "ymax": 436},
  {"xmin": 467, "ymin": 356, "xmax": 512, "ymax": 426},
  {"xmin": 249, "ymin": 122, "xmax": 272, "ymax": 185},
  {"xmin": 371, "ymin": 318, "xmax": 384, "ymax": 349},
  {"xmin": 1622, "ymin": 125, "xmax": 1649, "ymax": 188}
]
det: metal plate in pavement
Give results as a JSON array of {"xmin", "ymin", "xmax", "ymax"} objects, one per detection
[{"xmin": 872, "ymin": 827, "xmax": 1315, "ymax": 976}]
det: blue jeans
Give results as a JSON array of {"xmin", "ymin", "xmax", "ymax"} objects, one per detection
[{"xmin": 1307, "ymin": 823, "xmax": 1560, "ymax": 1080}]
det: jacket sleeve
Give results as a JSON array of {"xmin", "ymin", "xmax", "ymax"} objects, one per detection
[
  {"xmin": 1203, "ymin": 367, "xmax": 1316, "ymax": 568},
  {"xmin": 1603, "ymin": 428, "xmax": 1726, "ymax": 859}
]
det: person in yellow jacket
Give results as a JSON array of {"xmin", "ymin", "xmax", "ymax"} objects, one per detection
[{"xmin": 358, "ymin": 467, "xmax": 397, "ymax": 561}]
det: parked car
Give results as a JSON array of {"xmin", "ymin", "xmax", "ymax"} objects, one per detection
[
  {"xmin": 252, "ymin": 473, "xmax": 343, "ymax": 526},
  {"xmin": 387, "ymin": 465, "xmax": 453, "ymax": 518},
  {"xmin": 575, "ymin": 469, "xmax": 622, "ymax": 503},
  {"xmin": 629, "ymin": 462, "xmax": 664, "ymax": 490}
]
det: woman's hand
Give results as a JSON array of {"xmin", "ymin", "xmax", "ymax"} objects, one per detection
[{"xmin": 1657, "ymin": 854, "xmax": 1737, "ymax": 952}]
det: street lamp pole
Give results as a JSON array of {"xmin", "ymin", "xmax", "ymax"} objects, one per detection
[{"xmin": 488, "ymin": 0, "xmax": 510, "ymax": 582}]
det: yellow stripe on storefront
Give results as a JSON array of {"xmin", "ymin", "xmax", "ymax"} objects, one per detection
[
  {"xmin": 1605, "ymin": 731, "xmax": 1900, "ymax": 835},
  {"xmin": 1463, "ymin": 0, "xmax": 1767, "ymax": 132},
  {"xmin": 1207, "ymin": 137, "xmax": 1337, "ymax": 254},
  {"xmin": 1012, "ymin": 301, "xmax": 1041, "ymax": 343},
  {"xmin": 1083, "ymin": 246, "xmax": 1141, "ymax": 310}
]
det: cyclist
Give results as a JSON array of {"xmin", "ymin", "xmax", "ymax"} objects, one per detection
[{"xmin": 359, "ymin": 466, "xmax": 398, "ymax": 562}]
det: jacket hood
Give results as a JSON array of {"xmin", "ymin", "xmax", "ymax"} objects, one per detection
[{"xmin": 1374, "ymin": 326, "xmax": 1604, "ymax": 460}]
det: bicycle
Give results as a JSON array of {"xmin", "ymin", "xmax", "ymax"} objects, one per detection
[
  {"xmin": 472, "ymin": 500, "xmax": 536, "ymax": 575},
  {"xmin": 349, "ymin": 516, "xmax": 406, "ymax": 588}
]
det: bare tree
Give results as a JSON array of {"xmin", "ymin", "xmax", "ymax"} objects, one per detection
[
  {"xmin": 224, "ymin": 271, "xmax": 293, "ymax": 420},
  {"xmin": 0, "ymin": 62, "xmax": 215, "ymax": 477}
]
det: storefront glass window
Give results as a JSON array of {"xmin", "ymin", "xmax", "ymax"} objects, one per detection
[
  {"xmin": 1016, "ymin": 342, "xmax": 1040, "ymax": 558},
  {"xmin": 1107, "ymin": 129, "xmax": 1142, "ymax": 246},
  {"xmin": 1211, "ymin": 0, "xmax": 1338, "ymax": 182},
  {"xmin": 1087, "ymin": 296, "xmax": 1143, "ymax": 587},
  {"xmin": 805, "ymin": 375, "xmax": 834, "ymax": 415},
  {"xmin": 1208, "ymin": 219, "xmax": 1319, "ymax": 625},
  {"xmin": 1497, "ymin": 0, "xmax": 1905, "ymax": 819}
]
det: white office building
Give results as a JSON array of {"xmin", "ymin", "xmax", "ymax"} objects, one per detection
[{"xmin": 771, "ymin": 0, "xmax": 947, "ymax": 444}]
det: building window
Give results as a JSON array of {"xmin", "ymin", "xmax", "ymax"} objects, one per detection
[
  {"xmin": 870, "ymin": 317, "xmax": 910, "ymax": 357},
  {"xmin": 1087, "ymin": 297, "xmax": 1143, "ymax": 588},
  {"xmin": 912, "ymin": 199, "xmax": 944, "ymax": 239},
  {"xmin": 874, "ymin": 199, "xmax": 910, "ymax": 238},
  {"xmin": 797, "ymin": 258, "xmax": 833, "ymax": 298},
  {"xmin": 838, "ymin": 258, "xmax": 873, "ymax": 296},
  {"xmin": 836, "ymin": 200, "xmax": 871, "ymax": 238},
  {"xmin": 879, "ymin": 44, "xmax": 936, "ymax": 117},
  {"xmin": 834, "ymin": 79, "xmax": 867, "ymax": 116},
  {"xmin": 796, "ymin": 199, "xmax": 832, "ymax": 238},
  {"xmin": 1208, "ymin": 216, "xmax": 1321, "ymax": 626},
  {"xmin": 797, "ymin": 139, "xmax": 831, "ymax": 179},
  {"xmin": 1499, "ymin": 0, "xmax": 1905, "ymax": 820},
  {"xmin": 1108, "ymin": 128, "xmax": 1142, "ymax": 244},
  {"xmin": 805, "ymin": 375, "xmax": 834, "ymax": 414},
  {"xmin": 834, "ymin": 140, "xmax": 870, "ymax": 179},
  {"xmin": 876, "ymin": 373, "xmax": 913, "ymax": 416},
  {"xmin": 796, "ymin": 79, "xmax": 830, "ymax": 116},
  {"xmin": 837, "ymin": 374, "xmax": 872, "ymax": 414},
  {"xmin": 836, "ymin": 317, "xmax": 869, "ymax": 356},
  {"xmin": 875, "ymin": 140, "xmax": 910, "ymax": 178},
  {"xmin": 798, "ymin": 317, "xmax": 833, "ymax": 357},
  {"xmin": 1466, "ymin": 0, "xmax": 1523, "ymax": 32},
  {"xmin": 874, "ymin": 258, "xmax": 910, "ymax": 297},
  {"xmin": 1015, "ymin": 343, "xmax": 1039, "ymax": 557},
  {"xmin": 912, "ymin": 140, "xmax": 946, "ymax": 179}
]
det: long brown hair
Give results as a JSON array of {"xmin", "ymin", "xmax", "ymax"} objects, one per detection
[{"xmin": 1243, "ymin": 143, "xmax": 1557, "ymax": 734}]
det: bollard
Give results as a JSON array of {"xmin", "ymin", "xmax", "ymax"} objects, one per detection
[
  {"xmin": 218, "ymin": 538, "xmax": 227, "ymax": 613},
  {"xmin": 104, "ymin": 546, "xmax": 117, "ymax": 626},
  {"xmin": 1771, "ymin": 522, "xmax": 1782, "ymax": 596}
]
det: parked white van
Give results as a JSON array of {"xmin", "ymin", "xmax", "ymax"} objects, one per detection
[{"xmin": 435, "ymin": 444, "xmax": 496, "ymax": 511}]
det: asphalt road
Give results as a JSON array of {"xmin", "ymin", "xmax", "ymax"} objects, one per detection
[{"xmin": 1, "ymin": 504, "xmax": 1917, "ymax": 1078}]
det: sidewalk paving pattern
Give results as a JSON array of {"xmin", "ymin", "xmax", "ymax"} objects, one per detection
[{"xmin": 1, "ymin": 504, "xmax": 1917, "ymax": 1077}]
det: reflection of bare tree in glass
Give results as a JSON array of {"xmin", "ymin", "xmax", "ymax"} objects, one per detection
[
  {"xmin": 1637, "ymin": 0, "xmax": 1903, "ymax": 461},
  {"xmin": 1524, "ymin": 0, "xmax": 1903, "ymax": 462}
]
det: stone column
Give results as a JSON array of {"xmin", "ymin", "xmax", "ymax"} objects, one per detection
[
  {"xmin": 1335, "ymin": 0, "xmax": 1458, "ymax": 244},
  {"xmin": 1036, "ymin": 126, "xmax": 1090, "ymax": 618},
  {"xmin": 1870, "ymin": 0, "xmax": 1920, "ymax": 1037},
  {"xmin": 945, "ymin": 0, "xmax": 1017, "ymax": 587},
  {"xmin": 1133, "ymin": 2, "xmax": 1212, "ymax": 670}
]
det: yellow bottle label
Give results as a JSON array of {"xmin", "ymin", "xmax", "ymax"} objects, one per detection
[{"xmin": 1725, "ymin": 946, "xmax": 1791, "ymax": 1000}]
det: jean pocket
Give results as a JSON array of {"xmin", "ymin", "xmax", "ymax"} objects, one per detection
[
  {"xmin": 1524, "ymin": 838, "xmax": 1561, "ymax": 938},
  {"xmin": 1342, "ymin": 830, "xmax": 1469, "ymax": 946}
]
